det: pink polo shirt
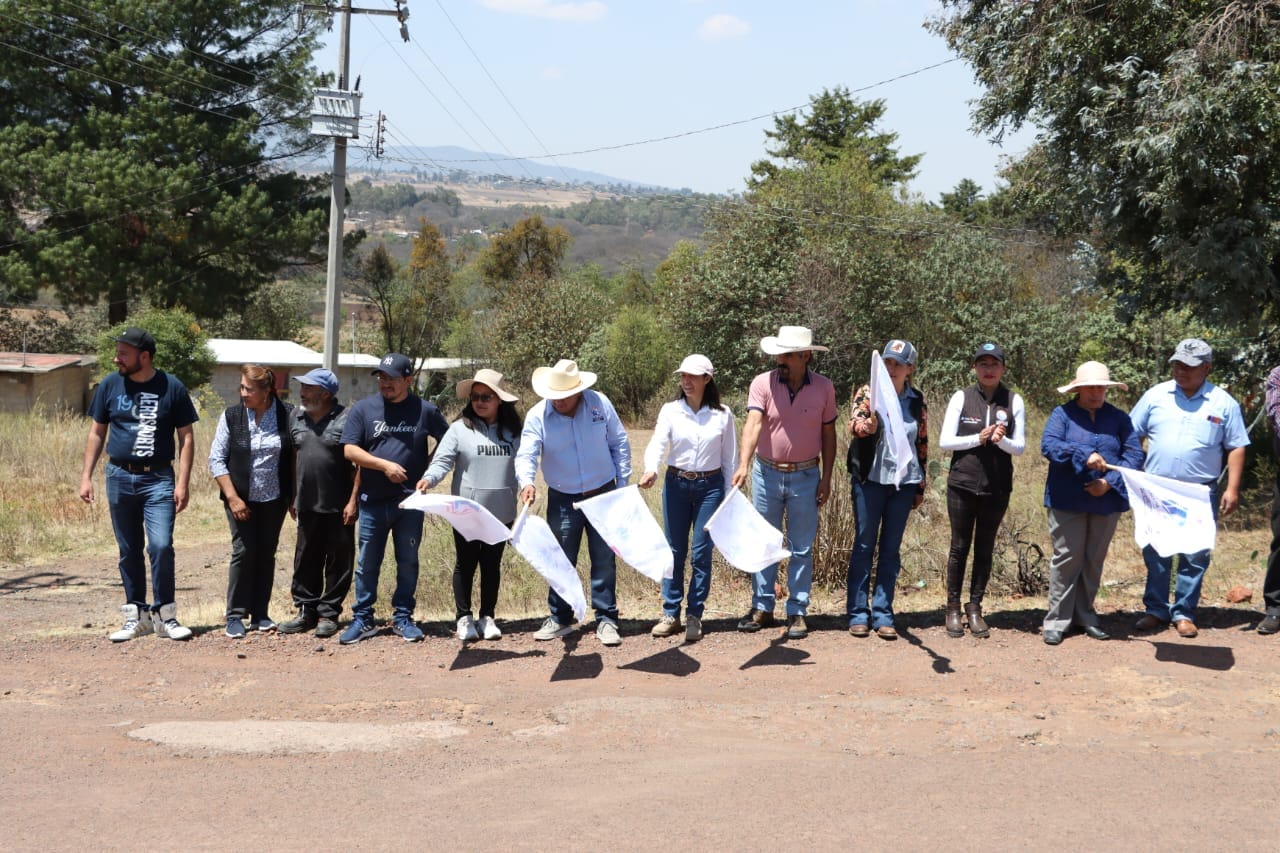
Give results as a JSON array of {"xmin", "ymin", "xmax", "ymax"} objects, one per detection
[{"xmin": 747, "ymin": 368, "xmax": 837, "ymax": 463}]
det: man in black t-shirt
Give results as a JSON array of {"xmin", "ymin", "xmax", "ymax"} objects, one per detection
[
  {"xmin": 339, "ymin": 353, "xmax": 447, "ymax": 644},
  {"xmin": 80, "ymin": 327, "xmax": 199, "ymax": 642},
  {"xmin": 279, "ymin": 368, "xmax": 360, "ymax": 639}
]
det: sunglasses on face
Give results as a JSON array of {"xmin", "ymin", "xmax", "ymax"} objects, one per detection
[{"xmin": 470, "ymin": 394, "xmax": 496, "ymax": 404}]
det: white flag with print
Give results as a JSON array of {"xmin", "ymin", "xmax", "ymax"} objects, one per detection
[
  {"xmin": 1113, "ymin": 466, "xmax": 1217, "ymax": 557},
  {"xmin": 704, "ymin": 488, "xmax": 792, "ymax": 574},
  {"xmin": 869, "ymin": 350, "xmax": 914, "ymax": 488},
  {"xmin": 399, "ymin": 492, "xmax": 512, "ymax": 545},
  {"xmin": 510, "ymin": 508, "xmax": 587, "ymax": 622},
  {"xmin": 573, "ymin": 485, "xmax": 673, "ymax": 582}
]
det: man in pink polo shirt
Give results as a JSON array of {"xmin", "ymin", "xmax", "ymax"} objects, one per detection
[{"xmin": 732, "ymin": 326, "xmax": 837, "ymax": 639}]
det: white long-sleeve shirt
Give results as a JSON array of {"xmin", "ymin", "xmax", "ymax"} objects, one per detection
[
  {"xmin": 643, "ymin": 399, "xmax": 737, "ymax": 476},
  {"xmin": 937, "ymin": 387, "xmax": 1027, "ymax": 456}
]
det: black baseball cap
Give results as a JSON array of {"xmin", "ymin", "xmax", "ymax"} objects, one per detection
[
  {"xmin": 972, "ymin": 342, "xmax": 1006, "ymax": 364},
  {"xmin": 114, "ymin": 327, "xmax": 156, "ymax": 354},
  {"xmin": 372, "ymin": 353, "xmax": 413, "ymax": 378}
]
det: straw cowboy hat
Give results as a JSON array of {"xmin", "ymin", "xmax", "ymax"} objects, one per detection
[
  {"xmin": 456, "ymin": 368, "xmax": 518, "ymax": 403},
  {"xmin": 760, "ymin": 325, "xmax": 829, "ymax": 355},
  {"xmin": 1057, "ymin": 361, "xmax": 1129, "ymax": 394},
  {"xmin": 531, "ymin": 359, "xmax": 597, "ymax": 400}
]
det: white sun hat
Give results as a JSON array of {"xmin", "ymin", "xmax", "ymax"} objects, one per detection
[
  {"xmin": 760, "ymin": 325, "xmax": 829, "ymax": 355},
  {"xmin": 1056, "ymin": 361, "xmax": 1129, "ymax": 394},
  {"xmin": 530, "ymin": 359, "xmax": 598, "ymax": 400}
]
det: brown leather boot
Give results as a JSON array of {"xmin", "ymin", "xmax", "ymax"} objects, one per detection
[
  {"xmin": 965, "ymin": 602, "xmax": 990, "ymax": 638},
  {"xmin": 945, "ymin": 604, "xmax": 964, "ymax": 638}
]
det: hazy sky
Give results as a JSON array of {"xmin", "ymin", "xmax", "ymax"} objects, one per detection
[{"xmin": 316, "ymin": 0, "xmax": 1037, "ymax": 201}]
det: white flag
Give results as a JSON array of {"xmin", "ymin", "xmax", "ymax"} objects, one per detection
[
  {"xmin": 869, "ymin": 350, "xmax": 914, "ymax": 488},
  {"xmin": 1112, "ymin": 466, "xmax": 1217, "ymax": 557},
  {"xmin": 573, "ymin": 485, "xmax": 674, "ymax": 582},
  {"xmin": 399, "ymin": 492, "xmax": 512, "ymax": 545},
  {"xmin": 510, "ymin": 508, "xmax": 588, "ymax": 622},
  {"xmin": 704, "ymin": 488, "xmax": 792, "ymax": 574}
]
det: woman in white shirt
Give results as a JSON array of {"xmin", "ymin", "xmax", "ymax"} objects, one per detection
[{"xmin": 639, "ymin": 354, "xmax": 737, "ymax": 642}]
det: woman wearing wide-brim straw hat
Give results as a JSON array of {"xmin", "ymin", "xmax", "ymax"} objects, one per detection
[
  {"xmin": 639, "ymin": 354, "xmax": 737, "ymax": 643},
  {"xmin": 1039, "ymin": 361, "xmax": 1143, "ymax": 645},
  {"xmin": 416, "ymin": 368, "xmax": 522, "ymax": 643}
]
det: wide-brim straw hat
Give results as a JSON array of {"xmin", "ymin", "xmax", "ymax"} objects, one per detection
[
  {"xmin": 760, "ymin": 325, "xmax": 828, "ymax": 354},
  {"xmin": 531, "ymin": 359, "xmax": 597, "ymax": 400},
  {"xmin": 1057, "ymin": 361, "xmax": 1129, "ymax": 394},
  {"xmin": 456, "ymin": 368, "xmax": 518, "ymax": 403}
]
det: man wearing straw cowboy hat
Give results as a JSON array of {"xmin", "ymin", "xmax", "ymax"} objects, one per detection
[
  {"xmin": 516, "ymin": 359, "xmax": 632, "ymax": 646},
  {"xmin": 733, "ymin": 325, "xmax": 837, "ymax": 639}
]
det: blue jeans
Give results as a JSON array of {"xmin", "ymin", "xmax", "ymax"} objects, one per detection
[
  {"xmin": 751, "ymin": 460, "xmax": 820, "ymax": 616},
  {"xmin": 660, "ymin": 470, "xmax": 724, "ymax": 619},
  {"xmin": 847, "ymin": 478, "xmax": 915, "ymax": 629},
  {"xmin": 105, "ymin": 463, "xmax": 176, "ymax": 610},
  {"xmin": 1142, "ymin": 486, "xmax": 1218, "ymax": 622},
  {"xmin": 353, "ymin": 499, "xmax": 424, "ymax": 621},
  {"xmin": 547, "ymin": 485, "xmax": 618, "ymax": 624}
]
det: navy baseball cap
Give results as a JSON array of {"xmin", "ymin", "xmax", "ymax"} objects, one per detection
[
  {"xmin": 972, "ymin": 342, "xmax": 1006, "ymax": 364},
  {"xmin": 883, "ymin": 339, "xmax": 917, "ymax": 366},
  {"xmin": 113, "ymin": 327, "xmax": 156, "ymax": 354},
  {"xmin": 293, "ymin": 368, "xmax": 339, "ymax": 395},
  {"xmin": 373, "ymin": 353, "xmax": 413, "ymax": 378}
]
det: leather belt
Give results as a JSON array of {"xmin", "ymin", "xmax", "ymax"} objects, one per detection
[
  {"xmin": 579, "ymin": 482, "xmax": 613, "ymax": 498},
  {"xmin": 109, "ymin": 458, "xmax": 167, "ymax": 474},
  {"xmin": 757, "ymin": 456, "xmax": 819, "ymax": 473},
  {"xmin": 668, "ymin": 466, "xmax": 721, "ymax": 481}
]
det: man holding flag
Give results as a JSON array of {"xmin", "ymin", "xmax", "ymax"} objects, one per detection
[
  {"xmin": 1129, "ymin": 339, "xmax": 1249, "ymax": 638},
  {"xmin": 733, "ymin": 325, "xmax": 837, "ymax": 640}
]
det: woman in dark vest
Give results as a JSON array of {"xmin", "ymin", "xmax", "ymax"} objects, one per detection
[
  {"xmin": 209, "ymin": 364, "xmax": 295, "ymax": 639},
  {"xmin": 846, "ymin": 340, "xmax": 929, "ymax": 640},
  {"xmin": 937, "ymin": 343, "xmax": 1026, "ymax": 638}
]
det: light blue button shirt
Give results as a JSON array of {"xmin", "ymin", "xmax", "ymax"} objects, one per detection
[
  {"xmin": 515, "ymin": 389, "xmax": 631, "ymax": 494},
  {"xmin": 1129, "ymin": 379, "xmax": 1249, "ymax": 483}
]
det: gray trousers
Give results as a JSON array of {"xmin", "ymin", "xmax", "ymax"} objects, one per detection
[{"xmin": 1043, "ymin": 507, "xmax": 1120, "ymax": 632}]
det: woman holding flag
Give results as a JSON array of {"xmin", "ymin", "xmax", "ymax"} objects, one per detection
[
  {"xmin": 639, "ymin": 354, "xmax": 737, "ymax": 643},
  {"xmin": 1039, "ymin": 362, "xmax": 1143, "ymax": 645},
  {"xmin": 416, "ymin": 369, "xmax": 522, "ymax": 642},
  {"xmin": 846, "ymin": 340, "xmax": 928, "ymax": 640}
]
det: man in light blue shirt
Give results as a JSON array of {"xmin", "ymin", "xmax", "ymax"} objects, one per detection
[
  {"xmin": 1129, "ymin": 339, "xmax": 1250, "ymax": 638},
  {"xmin": 517, "ymin": 359, "xmax": 631, "ymax": 646}
]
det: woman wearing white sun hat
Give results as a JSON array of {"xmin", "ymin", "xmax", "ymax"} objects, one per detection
[
  {"xmin": 640, "ymin": 354, "xmax": 737, "ymax": 643},
  {"xmin": 1039, "ymin": 361, "xmax": 1143, "ymax": 646}
]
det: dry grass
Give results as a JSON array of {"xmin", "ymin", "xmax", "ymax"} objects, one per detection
[{"xmin": 2, "ymin": 408, "xmax": 1272, "ymax": 627}]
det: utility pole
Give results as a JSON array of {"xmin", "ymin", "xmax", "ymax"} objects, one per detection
[{"xmin": 303, "ymin": 1, "xmax": 410, "ymax": 372}]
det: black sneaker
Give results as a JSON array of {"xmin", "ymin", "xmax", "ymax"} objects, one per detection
[
  {"xmin": 278, "ymin": 612, "xmax": 319, "ymax": 634},
  {"xmin": 315, "ymin": 618, "xmax": 340, "ymax": 638},
  {"xmin": 1258, "ymin": 614, "xmax": 1280, "ymax": 635},
  {"xmin": 225, "ymin": 617, "xmax": 247, "ymax": 639}
]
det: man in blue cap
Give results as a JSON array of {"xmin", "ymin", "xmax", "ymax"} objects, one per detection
[
  {"xmin": 339, "ymin": 354, "xmax": 448, "ymax": 643},
  {"xmin": 79, "ymin": 327, "xmax": 199, "ymax": 642},
  {"xmin": 279, "ymin": 368, "xmax": 360, "ymax": 638}
]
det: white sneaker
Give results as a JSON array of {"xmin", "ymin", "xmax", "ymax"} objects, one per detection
[
  {"xmin": 155, "ymin": 603, "xmax": 192, "ymax": 641},
  {"xmin": 596, "ymin": 620, "xmax": 622, "ymax": 647},
  {"xmin": 533, "ymin": 617, "xmax": 576, "ymax": 641},
  {"xmin": 457, "ymin": 615, "xmax": 479, "ymax": 642},
  {"xmin": 685, "ymin": 614, "xmax": 703, "ymax": 642},
  {"xmin": 108, "ymin": 604, "xmax": 154, "ymax": 642},
  {"xmin": 478, "ymin": 616, "xmax": 502, "ymax": 640}
]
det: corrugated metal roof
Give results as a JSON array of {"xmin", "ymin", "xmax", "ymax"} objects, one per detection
[
  {"xmin": 207, "ymin": 339, "xmax": 465, "ymax": 371},
  {"xmin": 0, "ymin": 353, "xmax": 94, "ymax": 373}
]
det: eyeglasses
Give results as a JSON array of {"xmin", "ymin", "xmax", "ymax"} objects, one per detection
[{"xmin": 470, "ymin": 394, "xmax": 496, "ymax": 404}]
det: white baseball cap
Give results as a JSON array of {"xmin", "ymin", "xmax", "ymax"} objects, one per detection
[{"xmin": 674, "ymin": 354, "xmax": 714, "ymax": 377}]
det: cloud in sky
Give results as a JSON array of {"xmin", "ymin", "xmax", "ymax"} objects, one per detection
[
  {"xmin": 481, "ymin": 0, "xmax": 607, "ymax": 22},
  {"xmin": 696, "ymin": 13, "xmax": 750, "ymax": 41}
]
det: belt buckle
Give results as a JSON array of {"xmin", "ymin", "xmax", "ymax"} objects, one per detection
[
  {"xmin": 777, "ymin": 461, "xmax": 797, "ymax": 472},
  {"xmin": 678, "ymin": 470, "xmax": 698, "ymax": 480}
]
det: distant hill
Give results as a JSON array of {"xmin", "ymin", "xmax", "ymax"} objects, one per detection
[{"xmin": 291, "ymin": 144, "xmax": 671, "ymax": 192}]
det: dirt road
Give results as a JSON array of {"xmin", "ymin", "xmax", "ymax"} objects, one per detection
[{"xmin": 2, "ymin": 549, "xmax": 1278, "ymax": 850}]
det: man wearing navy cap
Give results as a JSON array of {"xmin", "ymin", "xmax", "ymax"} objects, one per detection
[
  {"xmin": 339, "ymin": 354, "xmax": 448, "ymax": 643},
  {"xmin": 1129, "ymin": 338, "xmax": 1250, "ymax": 638},
  {"xmin": 80, "ymin": 327, "xmax": 199, "ymax": 642},
  {"xmin": 280, "ymin": 368, "xmax": 360, "ymax": 638}
]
